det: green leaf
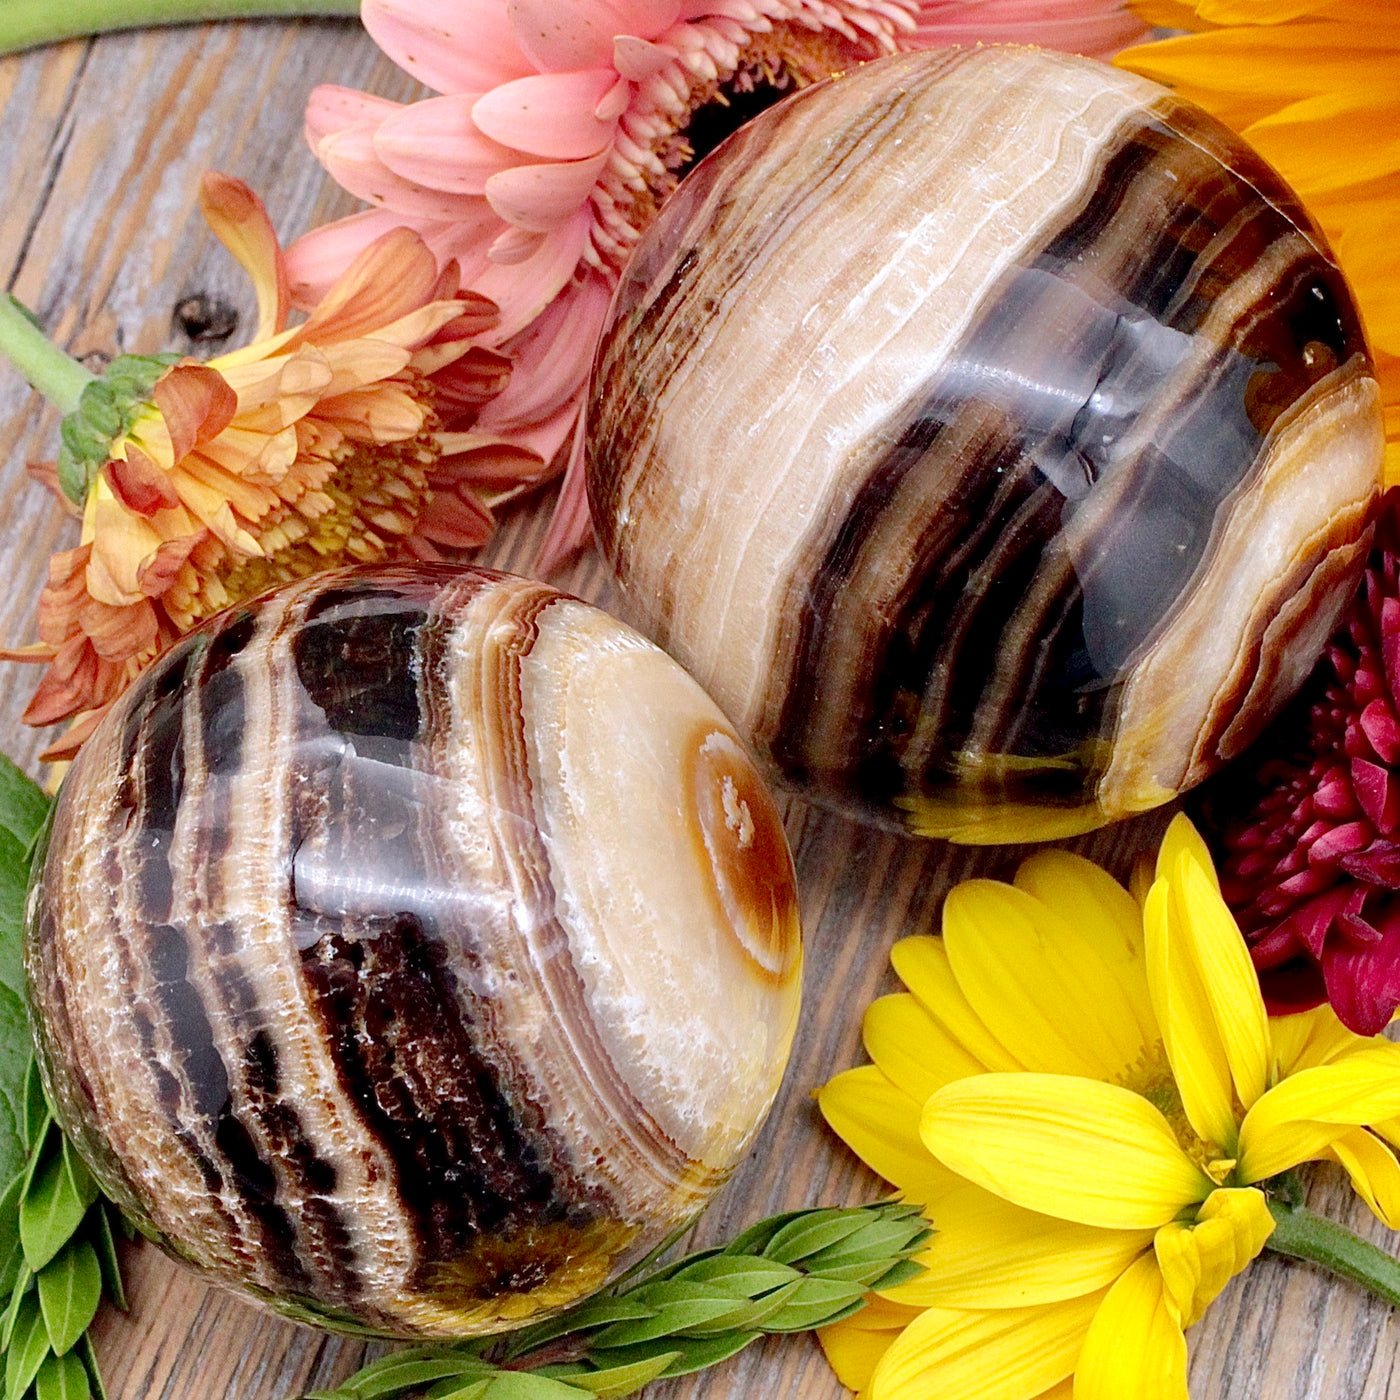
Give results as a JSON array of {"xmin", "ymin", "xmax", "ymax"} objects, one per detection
[
  {"xmin": 868, "ymin": 1257, "xmax": 924, "ymax": 1291},
  {"xmin": 5, "ymin": 1290, "xmax": 52, "ymax": 1400},
  {"xmin": 760, "ymin": 1276, "xmax": 866, "ymax": 1333},
  {"xmin": 478, "ymin": 1375, "xmax": 588, "ymax": 1400},
  {"xmin": 23, "ymin": 1065, "xmax": 51, "ymax": 1159},
  {"xmin": 588, "ymin": 1298, "xmax": 749, "ymax": 1350},
  {"xmin": 76, "ymin": 1336, "xmax": 107, "ymax": 1400},
  {"xmin": 666, "ymin": 1257, "xmax": 798, "ymax": 1296},
  {"xmin": 92, "ymin": 1206, "xmax": 125, "ymax": 1312},
  {"xmin": 762, "ymin": 1211, "xmax": 871, "ymax": 1265},
  {"xmin": 0, "ymin": 753, "xmax": 50, "ymax": 851},
  {"xmin": 500, "ymin": 1298, "xmax": 654, "ymax": 1359},
  {"xmin": 37, "ymin": 1238, "xmax": 101, "ymax": 1355},
  {"xmin": 540, "ymin": 1353, "xmax": 679, "ymax": 1400},
  {"xmin": 806, "ymin": 1215, "xmax": 924, "ymax": 1282},
  {"xmin": 34, "ymin": 1350, "xmax": 90, "ymax": 1400},
  {"xmin": 0, "ymin": 1172, "xmax": 26, "ymax": 1299},
  {"xmin": 1, "ymin": 1263, "xmax": 32, "ymax": 1352},
  {"xmin": 587, "ymin": 1331, "xmax": 760, "ymax": 1381},
  {"xmin": 20, "ymin": 1139, "xmax": 99, "ymax": 1273},
  {"xmin": 340, "ymin": 1355, "xmax": 491, "ymax": 1400},
  {"xmin": 423, "ymin": 1381, "xmax": 491, "ymax": 1400}
]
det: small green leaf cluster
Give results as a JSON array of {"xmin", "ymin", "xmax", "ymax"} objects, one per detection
[
  {"xmin": 301, "ymin": 1204, "xmax": 929, "ymax": 1400},
  {"xmin": 1, "ymin": 1066, "xmax": 128, "ymax": 1400},
  {"xmin": 0, "ymin": 756, "xmax": 125, "ymax": 1400},
  {"xmin": 56, "ymin": 354, "xmax": 179, "ymax": 505}
]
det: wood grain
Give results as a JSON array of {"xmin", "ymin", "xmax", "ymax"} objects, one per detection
[{"xmin": 0, "ymin": 19, "xmax": 1395, "ymax": 1399}]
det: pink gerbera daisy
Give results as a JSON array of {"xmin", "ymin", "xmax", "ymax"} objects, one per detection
[{"xmin": 288, "ymin": 0, "xmax": 1149, "ymax": 567}]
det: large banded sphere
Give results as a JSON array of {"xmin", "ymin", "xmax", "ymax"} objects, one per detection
[
  {"xmin": 27, "ymin": 566, "xmax": 802, "ymax": 1337},
  {"xmin": 587, "ymin": 47, "xmax": 1386, "ymax": 843}
]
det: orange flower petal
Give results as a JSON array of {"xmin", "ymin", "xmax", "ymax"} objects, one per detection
[
  {"xmin": 152, "ymin": 364, "xmax": 239, "ymax": 462},
  {"xmin": 199, "ymin": 172, "xmax": 290, "ymax": 341}
]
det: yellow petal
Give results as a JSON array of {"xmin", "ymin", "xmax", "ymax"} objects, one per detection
[
  {"xmin": 1142, "ymin": 831, "xmax": 1271, "ymax": 1156},
  {"xmin": 885, "ymin": 1179, "xmax": 1153, "ymax": 1309},
  {"xmin": 1327, "ymin": 1129, "xmax": 1400, "ymax": 1230},
  {"xmin": 1176, "ymin": 850, "xmax": 1271, "ymax": 1106},
  {"xmin": 1271, "ymin": 1003, "xmax": 1373, "ymax": 1078},
  {"xmin": 1013, "ymin": 851, "xmax": 1158, "ymax": 1052},
  {"xmin": 819, "ymin": 1066, "xmax": 963, "ymax": 1203},
  {"xmin": 1237, "ymin": 1047, "xmax": 1400, "ymax": 1182},
  {"xmin": 1246, "ymin": 88, "xmax": 1400, "ymax": 197},
  {"xmin": 863, "ymin": 994, "xmax": 983, "ymax": 1105},
  {"xmin": 923, "ymin": 1074, "xmax": 1212, "ymax": 1229},
  {"xmin": 1073, "ymin": 1256, "xmax": 1187, "ymax": 1400},
  {"xmin": 1154, "ymin": 1188, "xmax": 1275, "ymax": 1327},
  {"xmin": 871, "ymin": 1291, "xmax": 1105, "ymax": 1400},
  {"xmin": 1154, "ymin": 815, "xmax": 1220, "ymax": 890},
  {"xmin": 942, "ymin": 880, "xmax": 1143, "ymax": 1080},
  {"xmin": 890, "ymin": 936, "xmax": 1022, "ymax": 1073},
  {"xmin": 818, "ymin": 1300, "xmax": 923, "ymax": 1397}
]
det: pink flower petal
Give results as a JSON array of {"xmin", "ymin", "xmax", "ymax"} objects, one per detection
[
  {"xmin": 910, "ymin": 0, "xmax": 1150, "ymax": 59},
  {"xmin": 464, "ymin": 207, "xmax": 594, "ymax": 340},
  {"xmin": 613, "ymin": 35, "xmax": 677, "ymax": 80},
  {"xmin": 285, "ymin": 208, "xmax": 426, "ymax": 308},
  {"xmin": 537, "ymin": 410, "xmax": 593, "ymax": 574},
  {"xmin": 472, "ymin": 69, "xmax": 621, "ymax": 160},
  {"xmin": 508, "ymin": 0, "xmax": 678, "ymax": 72},
  {"xmin": 476, "ymin": 271, "xmax": 610, "ymax": 429},
  {"xmin": 596, "ymin": 76, "xmax": 631, "ymax": 122},
  {"xmin": 318, "ymin": 122, "xmax": 490, "ymax": 222},
  {"xmin": 488, "ymin": 225, "xmax": 548, "ymax": 266},
  {"xmin": 375, "ymin": 93, "xmax": 520, "ymax": 194},
  {"xmin": 362, "ymin": 0, "xmax": 532, "ymax": 95},
  {"xmin": 484, "ymin": 151, "xmax": 609, "ymax": 232},
  {"xmin": 306, "ymin": 85, "xmax": 404, "ymax": 146},
  {"xmin": 601, "ymin": 0, "xmax": 681, "ymax": 37}
]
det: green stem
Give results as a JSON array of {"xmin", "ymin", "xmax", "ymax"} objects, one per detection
[
  {"xmin": 0, "ymin": 296, "xmax": 93, "ymax": 414},
  {"xmin": 0, "ymin": 0, "xmax": 359, "ymax": 56},
  {"xmin": 1266, "ymin": 1198, "xmax": 1400, "ymax": 1308}
]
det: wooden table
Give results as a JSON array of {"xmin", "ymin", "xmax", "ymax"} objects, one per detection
[{"xmin": 0, "ymin": 19, "xmax": 1396, "ymax": 1400}]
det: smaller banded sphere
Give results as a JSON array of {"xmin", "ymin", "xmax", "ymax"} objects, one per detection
[
  {"xmin": 27, "ymin": 566, "xmax": 802, "ymax": 1337},
  {"xmin": 587, "ymin": 47, "xmax": 1386, "ymax": 843}
]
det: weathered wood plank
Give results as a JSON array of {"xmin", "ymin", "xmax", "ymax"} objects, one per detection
[{"xmin": 1, "ymin": 20, "xmax": 1396, "ymax": 1400}]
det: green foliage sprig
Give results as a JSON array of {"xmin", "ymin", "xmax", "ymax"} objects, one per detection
[
  {"xmin": 300, "ymin": 1204, "xmax": 930, "ymax": 1400},
  {"xmin": 0, "ymin": 757, "xmax": 127, "ymax": 1400}
]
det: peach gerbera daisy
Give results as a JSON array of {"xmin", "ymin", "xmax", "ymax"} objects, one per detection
[
  {"xmin": 3, "ymin": 172, "xmax": 511, "ymax": 758},
  {"xmin": 288, "ymin": 0, "xmax": 1149, "ymax": 567}
]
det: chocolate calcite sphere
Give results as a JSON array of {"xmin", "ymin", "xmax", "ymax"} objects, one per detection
[
  {"xmin": 587, "ymin": 47, "xmax": 1386, "ymax": 843},
  {"xmin": 27, "ymin": 566, "xmax": 802, "ymax": 1337}
]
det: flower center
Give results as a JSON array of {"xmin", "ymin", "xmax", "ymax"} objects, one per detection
[
  {"xmin": 676, "ymin": 29, "xmax": 862, "ymax": 174},
  {"xmin": 594, "ymin": 16, "xmax": 907, "ymax": 274},
  {"xmin": 1118, "ymin": 1041, "xmax": 1234, "ymax": 1185}
]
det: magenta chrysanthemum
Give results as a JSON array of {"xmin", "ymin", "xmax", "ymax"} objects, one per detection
[
  {"xmin": 288, "ymin": 0, "xmax": 1149, "ymax": 566},
  {"xmin": 1214, "ymin": 492, "xmax": 1400, "ymax": 1035}
]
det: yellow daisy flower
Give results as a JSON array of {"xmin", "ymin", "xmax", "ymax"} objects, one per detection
[
  {"xmin": 818, "ymin": 815, "xmax": 1400, "ymax": 1399},
  {"xmin": 1115, "ymin": 0, "xmax": 1400, "ymax": 483}
]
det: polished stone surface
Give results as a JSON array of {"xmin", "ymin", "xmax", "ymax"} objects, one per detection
[
  {"xmin": 587, "ymin": 47, "xmax": 1386, "ymax": 843},
  {"xmin": 27, "ymin": 565, "xmax": 802, "ymax": 1337}
]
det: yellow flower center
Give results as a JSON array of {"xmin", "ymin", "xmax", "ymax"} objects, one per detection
[{"xmin": 1117, "ymin": 1040, "xmax": 1233, "ymax": 1189}]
